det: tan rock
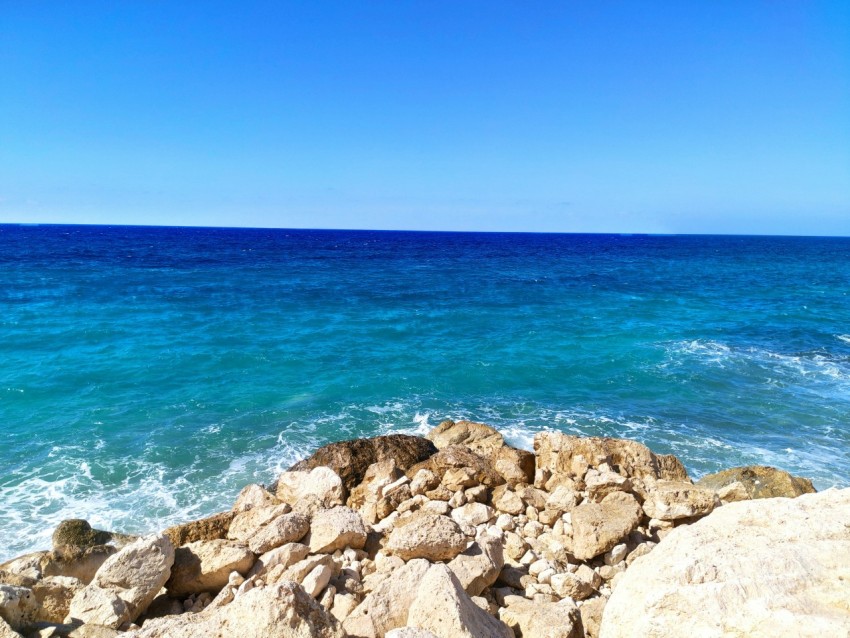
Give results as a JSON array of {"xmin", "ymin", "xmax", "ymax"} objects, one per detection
[
  {"xmin": 579, "ymin": 596, "xmax": 607, "ymax": 638},
  {"xmin": 600, "ymin": 488, "xmax": 850, "ymax": 638},
  {"xmin": 407, "ymin": 564, "xmax": 513, "ymax": 638},
  {"xmin": 232, "ymin": 483, "xmax": 282, "ymax": 512},
  {"xmin": 278, "ymin": 554, "xmax": 335, "ymax": 586},
  {"xmin": 491, "ymin": 485, "xmax": 525, "ymax": 515},
  {"xmin": 302, "ymin": 563, "xmax": 334, "ymax": 598},
  {"xmin": 716, "ymin": 480, "xmax": 749, "ymax": 503},
  {"xmin": 450, "ymin": 503, "xmax": 493, "ymax": 528},
  {"xmin": 642, "ymin": 480, "xmax": 717, "ymax": 521},
  {"xmin": 386, "ymin": 629, "xmax": 440, "ymax": 638},
  {"xmin": 42, "ymin": 546, "xmax": 117, "ymax": 585},
  {"xmin": 427, "ymin": 420, "xmax": 505, "ymax": 457},
  {"xmin": 247, "ymin": 543, "xmax": 309, "ymax": 578},
  {"xmin": 696, "ymin": 465, "xmax": 816, "ymax": 500},
  {"xmin": 534, "ymin": 433, "xmax": 688, "ymax": 482},
  {"xmin": 0, "ymin": 617, "xmax": 22, "ymax": 638},
  {"xmin": 386, "ymin": 513, "xmax": 468, "ymax": 561},
  {"xmin": 551, "ymin": 571, "xmax": 595, "ymax": 601},
  {"xmin": 166, "ymin": 539, "xmax": 255, "ymax": 597},
  {"xmin": 498, "ymin": 598, "xmax": 583, "ymax": 638},
  {"xmin": 406, "ymin": 446, "xmax": 505, "ymax": 488},
  {"xmin": 410, "ymin": 469, "xmax": 440, "ymax": 496},
  {"xmin": 308, "ymin": 507, "xmax": 368, "ymax": 553},
  {"xmin": 276, "ymin": 467, "xmax": 346, "ymax": 509},
  {"xmin": 0, "ymin": 585, "xmax": 37, "ymax": 631},
  {"xmin": 585, "ymin": 470, "xmax": 632, "ymax": 502},
  {"xmin": 227, "ymin": 503, "xmax": 292, "ymax": 542},
  {"xmin": 247, "ymin": 512, "xmax": 310, "ymax": 554},
  {"xmin": 66, "ymin": 534, "xmax": 174, "ymax": 629},
  {"xmin": 447, "ymin": 531, "xmax": 504, "ymax": 596},
  {"xmin": 162, "ymin": 511, "xmax": 235, "ymax": 547},
  {"xmin": 348, "ymin": 460, "xmax": 402, "ymax": 510},
  {"xmin": 126, "ymin": 580, "xmax": 345, "ymax": 637},
  {"xmin": 343, "ymin": 558, "xmax": 430, "ymax": 638},
  {"xmin": 31, "ymin": 576, "xmax": 83, "ymax": 623},
  {"xmin": 493, "ymin": 446, "xmax": 535, "ymax": 486},
  {"xmin": 571, "ymin": 492, "xmax": 642, "ymax": 560}
]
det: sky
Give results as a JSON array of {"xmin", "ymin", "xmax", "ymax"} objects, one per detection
[{"xmin": 1, "ymin": 1, "xmax": 848, "ymax": 235}]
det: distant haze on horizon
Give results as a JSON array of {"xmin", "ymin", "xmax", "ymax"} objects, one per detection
[{"xmin": 1, "ymin": 1, "xmax": 848, "ymax": 236}]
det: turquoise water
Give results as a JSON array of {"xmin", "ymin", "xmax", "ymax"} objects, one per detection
[{"xmin": 2, "ymin": 225, "xmax": 849, "ymax": 561}]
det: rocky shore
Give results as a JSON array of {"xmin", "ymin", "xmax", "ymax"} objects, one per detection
[{"xmin": 1, "ymin": 420, "xmax": 847, "ymax": 638}]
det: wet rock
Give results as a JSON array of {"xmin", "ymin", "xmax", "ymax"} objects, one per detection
[
  {"xmin": 289, "ymin": 435, "xmax": 437, "ymax": 493},
  {"xmin": 696, "ymin": 465, "xmax": 816, "ymax": 500},
  {"xmin": 52, "ymin": 521, "xmax": 133, "ymax": 556}
]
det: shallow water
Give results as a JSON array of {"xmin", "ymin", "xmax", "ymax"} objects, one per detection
[{"xmin": 1, "ymin": 225, "xmax": 849, "ymax": 561}]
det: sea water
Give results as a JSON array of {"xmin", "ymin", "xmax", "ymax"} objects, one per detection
[{"xmin": 1, "ymin": 225, "xmax": 849, "ymax": 560}]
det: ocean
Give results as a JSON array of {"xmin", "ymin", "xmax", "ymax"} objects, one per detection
[{"xmin": 1, "ymin": 225, "xmax": 849, "ymax": 561}]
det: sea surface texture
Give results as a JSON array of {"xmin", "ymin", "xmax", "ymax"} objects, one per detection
[{"xmin": 1, "ymin": 226, "xmax": 849, "ymax": 560}]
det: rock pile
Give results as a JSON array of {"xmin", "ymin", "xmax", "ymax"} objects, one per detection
[{"xmin": 0, "ymin": 420, "xmax": 842, "ymax": 638}]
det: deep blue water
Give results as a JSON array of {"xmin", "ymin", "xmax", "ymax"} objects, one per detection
[{"xmin": 2, "ymin": 225, "xmax": 849, "ymax": 560}]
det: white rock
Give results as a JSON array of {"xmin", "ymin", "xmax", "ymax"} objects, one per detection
[
  {"xmin": 309, "ymin": 507, "xmax": 368, "ymax": 553},
  {"xmin": 450, "ymin": 503, "xmax": 494, "ymax": 528},
  {"xmin": 166, "ymin": 539, "xmax": 255, "ymax": 597},
  {"xmin": 277, "ymin": 467, "xmax": 346, "ymax": 509}
]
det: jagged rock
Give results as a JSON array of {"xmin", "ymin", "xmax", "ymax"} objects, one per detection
[
  {"xmin": 696, "ymin": 465, "xmax": 816, "ymax": 500},
  {"xmin": 276, "ymin": 467, "xmax": 346, "ymax": 510},
  {"xmin": 450, "ymin": 503, "xmax": 494, "ymax": 528},
  {"xmin": 0, "ymin": 553, "xmax": 46, "ymax": 588},
  {"xmin": 31, "ymin": 576, "xmax": 83, "ymax": 623},
  {"xmin": 348, "ymin": 460, "xmax": 402, "ymax": 510},
  {"xmin": 491, "ymin": 485, "xmax": 525, "ymax": 515},
  {"xmin": 0, "ymin": 617, "xmax": 21, "ymax": 638},
  {"xmin": 534, "ymin": 433, "xmax": 688, "ymax": 482},
  {"xmin": 0, "ymin": 585, "xmax": 37, "ymax": 631},
  {"xmin": 427, "ymin": 420, "xmax": 506, "ymax": 458},
  {"xmin": 247, "ymin": 543, "xmax": 310, "ymax": 579},
  {"xmin": 406, "ymin": 447, "xmax": 505, "ymax": 488},
  {"xmin": 43, "ymin": 546, "xmax": 117, "ymax": 585},
  {"xmin": 600, "ymin": 488, "xmax": 850, "ymax": 638},
  {"xmin": 642, "ymin": 480, "xmax": 717, "ymax": 521},
  {"xmin": 308, "ymin": 507, "xmax": 367, "ymax": 554},
  {"xmin": 343, "ymin": 559, "xmax": 431, "ymax": 637},
  {"xmin": 579, "ymin": 596, "xmax": 607, "ymax": 638},
  {"xmin": 126, "ymin": 580, "xmax": 345, "ymax": 637},
  {"xmin": 166, "ymin": 539, "xmax": 255, "ymax": 597},
  {"xmin": 406, "ymin": 564, "xmax": 513, "ymax": 638},
  {"xmin": 410, "ymin": 469, "xmax": 440, "ymax": 496},
  {"xmin": 247, "ymin": 512, "xmax": 310, "ymax": 554},
  {"xmin": 289, "ymin": 435, "xmax": 438, "ymax": 492},
  {"xmin": 302, "ymin": 563, "xmax": 334, "ymax": 598},
  {"xmin": 493, "ymin": 447, "xmax": 536, "ymax": 487},
  {"xmin": 585, "ymin": 470, "xmax": 632, "ymax": 502},
  {"xmin": 385, "ymin": 514, "xmax": 468, "ymax": 561},
  {"xmin": 66, "ymin": 534, "xmax": 174, "ymax": 629},
  {"xmin": 227, "ymin": 503, "xmax": 292, "ymax": 542},
  {"xmin": 571, "ymin": 492, "xmax": 643, "ymax": 560},
  {"xmin": 551, "ymin": 571, "xmax": 595, "ymax": 601},
  {"xmin": 162, "ymin": 511, "xmax": 235, "ymax": 547},
  {"xmin": 277, "ymin": 554, "xmax": 334, "ymax": 586},
  {"xmin": 498, "ymin": 598, "xmax": 583, "ymax": 638},
  {"xmin": 447, "ymin": 531, "xmax": 504, "ymax": 596},
  {"xmin": 232, "ymin": 483, "xmax": 281, "ymax": 512}
]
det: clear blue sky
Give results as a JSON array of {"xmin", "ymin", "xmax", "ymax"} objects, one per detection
[{"xmin": 1, "ymin": 1, "xmax": 848, "ymax": 234}]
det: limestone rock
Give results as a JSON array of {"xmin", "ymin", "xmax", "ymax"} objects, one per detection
[
  {"xmin": 600, "ymin": 488, "xmax": 850, "ymax": 638},
  {"xmin": 348, "ymin": 460, "xmax": 402, "ymax": 510},
  {"xmin": 276, "ymin": 467, "xmax": 346, "ymax": 510},
  {"xmin": 227, "ymin": 503, "xmax": 292, "ymax": 542},
  {"xmin": 427, "ymin": 420, "xmax": 505, "ymax": 458},
  {"xmin": 0, "ymin": 585, "xmax": 37, "ymax": 631},
  {"xmin": 406, "ymin": 564, "xmax": 513, "ymax": 638},
  {"xmin": 247, "ymin": 512, "xmax": 310, "ymax": 554},
  {"xmin": 386, "ymin": 514, "xmax": 468, "ymax": 561},
  {"xmin": 386, "ymin": 629, "xmax": 440, "ymax": 638},
  {"xmin": 52, "ymin": 520, "xmax": 134, "ymax": 556},
  {"xmin": 247, "ymin": 543, "xmax": 310, "ymax": 579},
  {"xmin": 491, "ymin": 486, "xmax": 525, "ymax": 515},
  {"xmin": 166, "ymin": 539, "xmax": 255, "ymax": 597},
  {"xmin": 450, "ymin": 503, "xmax": 493, "ymax": 528},
  {"xmin": 406, "ymin": 446, "xmax": 505, "ymax": 488},
  {"xmin": 447, "ymin": 532, "xmax": 504, "ymax": 596},
  {"xmin": 309, "ymin": 507, "xmax": 367, "ymax": 554},
  {"xmin": 31, "ymin": 576, "xmax": 83, "ymax": 623},
  {"xmin": 42, "ymin": 546, "xmax": 117, "ymax": 584},
  {"xmin": 579, "ymin": 596, "xmax": 607, "ymax": 638},
  {"xmin": 126, "ymin": 580, "xmax": 345, "ymax": 638},
  {"xmin": 65, "ymin": 534, "xmax": 175, "ymax": 629},
  {"xmin": 696, "ymin": 465, "xmax": 816, "ymax": 500},
  {"xmin": 493, "ymin": 447, "xmax": 535, "ymax": 487},
  {"xmin": 162, "ymin": 511, "xmax": 235, "ymax": 547},
  {"xmin": 642, "ymin": 480, "xmax": 717, "ymax": 521},
  {"xmin": 289, "ymin": 435, "xmax": 438, "ymax": 492},
  {"xmin": 343, "ymin": 558, "xmax": 430, "ymax": 637},
  {"xmin": 498, "ymin": 598, "xmax": 583, "ymax": 638},
  {"xmin": 534, "ymin": 433, "xmax": 688, "ymax": 482},
  {"xmin": 410, "ymin": 469, "xmax": 440, "ymax": 496},
  {"xmin": 232, "ymin": 483, "xmax": 281, "ymax": 512},
  {"xmin": 571, "ymin": 492, "xmax": 642, "ymax": 560},
  {"xmin": 0, "ymin": 617, "xmax": 21, "ymax": 638}
]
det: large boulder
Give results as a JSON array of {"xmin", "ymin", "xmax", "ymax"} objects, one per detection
[
  {"xmin": 43, "ymin": 546, "xmax": 118, "ymax": 585},
  {"xmin": 696, "ymin": 465, "xmax": 816, "ymax": 500},
  {"xmin": 406, "ymin": 447, "xmax": 504, "ymax": 488},
  {"xmin": 66, "ymin": 534, "xmax": 174, "ymax": 629},
  {"xmin": 52, "ymin": 520, "xmax": 135, "ymax": 556},
  {"xmin": 406, "ymin": 564, "xmax": 513, "ymax": 638},
  {"xmin": 600, "ymin": 488, "xmax": 850, "ymax": 638},
  {"xmin": 385, "ymin": 514, "xmax": 468, "ymax": 562},
  {"xmin": 228, "ymin": 504, "xmax": 292, "ymax": 542},
  {"xmin": 534, "ymin": 433, "xmax": 689, "ymax": 482},
  {"xmin": 571, "ymin": 492, "xmax": 643, "ymax": 560},
  {"xmin": 447, "ymin": 531, "xmax": 504, "ymax": 596},
  {"xmin": 126, "ymin": 581, "xmax": 345, "ymax": 638},
  {"xmin": 166, "ymin": 539, "xmax": 255, "ymax": 597},
  {"xmin": 31, "ymin": 576, "xmax": 84, "ymax": 623},
  {"xmin": 276, "ymin": 467, "xmax": 346, "ymax": 510},
  {"xmin": 248, "ymin": 512, "xmax": 311, "ymax": 554},
  {"xmin": 288, "ymin": 435, "xmax": 437, "ymax": 492},
  {"xmin": 308, "ymin": 507, "xmax": 367, "ymax": 553},
  {"xmin": 343, "ymin": 559, "xmax": 431, "ymax": 637},
  {"xmin": 162, "ymin": 511, "xmax": 235, "ymax": 547},
  {"xmin": 498, "ymin": 598, "xmax": 583, "ymax": 638}
]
